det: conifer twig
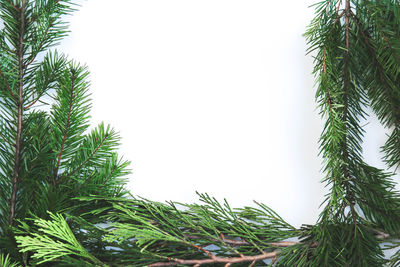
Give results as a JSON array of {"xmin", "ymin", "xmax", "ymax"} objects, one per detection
[
  {"xmin": 55, "ymin": 74, "xmax": 75, "ymax": 177},
  {"xmin": 148, "ymin": 251, "xmax": 278, "ymax": 267},
  {"xmin": 9, "ymin": 0, "xmax": 26, "ymax": 226},
  {"xmin": 0, "ymin": 68, "xmax": 16, "ymax": 99}
]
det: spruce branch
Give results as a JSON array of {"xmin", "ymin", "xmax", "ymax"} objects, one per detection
[
  {"xmin": 24, "ymin": 51, "xmax": 66, "ymax": 110},
  {"xmin": 9, "ymin": 0, "xmax": 27, "ymax": 226}
]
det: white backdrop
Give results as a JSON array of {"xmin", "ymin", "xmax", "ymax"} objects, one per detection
[{"xmin": 59, "ymin": 0, "xmax": 395, "ymax": 228}]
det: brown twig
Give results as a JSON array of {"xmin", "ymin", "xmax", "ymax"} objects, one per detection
[
  {"xmin": 0, "ymin": 68, "xmax": 17, "ymax": 99},
  {"xmin": 334, "ymin": 10, "xmax": 345, "ymax": 24},
  {"xmin": 184, "ymin": 233, "xmax": 299, "ymax": 248},
  {"xmin": 0, "ymin": 132, "xmax": 15, "ymax": 148},
  {"xmin": 25, "ymin": 24, "xmax": 52, "ymax": 67},
  {"xmin": 148, "ymin": 251, "xmax": 278, "ymax": 267},
  {"xmin": 7, "ymin": 0, "xmax": 20, "ymax": 11},
  {"xmin": 24, "ymin": 65, "xmax": 59, "ymax": 110},
  {"xmin": 96, "ymin": 161, "xmax": 118, "ymax": 190},
  {"xmin": 336, "ymin": 0, "xmax": 342, "ymax": 13},
  {"xmin": 150, "ymin": 225, "xmax": 388, "ymax": 267},
  {"xmin": 382, "ymin": 34, "xmax": 400, "ymax": 67},
  {"xmin": 58, "ymin": 132, "xmax": 110, "ymax": 184},
  {"xmin": 190, "ymin": 243, "xmax": 216, "ymax": 259},
  {"xmin": 23, "ymin": 96, "xmax": 40, "ymax": 110}
]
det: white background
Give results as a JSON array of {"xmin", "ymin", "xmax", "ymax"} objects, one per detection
[{"xmin": 59, "ymin": 0, "xmax": 395, "ymax": 228}]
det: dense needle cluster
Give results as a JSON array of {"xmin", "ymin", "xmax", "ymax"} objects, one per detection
[{"xmin": 1, "ymin": 0, "xmax": 400, "ymax": 266}]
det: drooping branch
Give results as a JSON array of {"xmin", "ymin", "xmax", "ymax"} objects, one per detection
[
  {"xmin": 342, "ymin": 0, "xmax": 358, "ymax": 226},
  {"xmin": 350, "ymin": 11, "xmax": 400, "ymax": 124}
]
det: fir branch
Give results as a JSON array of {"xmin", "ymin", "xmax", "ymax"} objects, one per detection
[
  {"xmin": 24, "ymin": 51, "xmax": 66, "ymax": 110},
  {"xmin": 50, "ymin": 62, "xmax": 91, "ymax": 181},
  {"xmin": 342, "ymin": 0, "xmax": 358, "ymax": 227},
  {"xmin": 54, "ymin": 72, "xmax": 75, "ymax": 177},
  {"xmin": 25, "ymin": 25, "xmax": 50, "ymax": 67},
  {"xmin": 63, "ymin": 131, "xmax": 109, "ymax": 181},
  {"xmin": 350, "ymin": 11, "xmax": 400, "ymax": 124},
  {"xmin": 9, "ymin": 0, "xmax": 26, "ymax": 226}
]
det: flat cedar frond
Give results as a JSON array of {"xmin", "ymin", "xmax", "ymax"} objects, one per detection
[{"xmin": 15, "ymin": 212, "xmax": 104, "ymax": 266}]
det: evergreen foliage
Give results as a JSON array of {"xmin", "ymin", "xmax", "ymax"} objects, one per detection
[
  {"xmin": 2, "ymin": 0, "xmax": 400, "ymax": 266},
  {"xmin": 0, "ymin": 0, "xmax": 129, "ymax": 262}
]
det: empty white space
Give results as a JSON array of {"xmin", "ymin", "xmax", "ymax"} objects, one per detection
[{"xmin": 58, "ymin": 0, "xmax": 397, "ymax": 228}]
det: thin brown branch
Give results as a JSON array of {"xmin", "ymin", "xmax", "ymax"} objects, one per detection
[
  {"xmin": 57, "ymin": 132, "xmax": 110, "ymax": 184},
  {"xmin": 7, "ymin": 0, "xmax": 20, "ymax": 11},
  {"xmin": 148, "ymin": 251, "xmax": 278, "ymax": 267},
  {"xmin": 336, "ymin": 0, "xmax": 342, "ymax": 13},
  {"xmin": 25, "ymin": 24, "xmax": 52, "ymax": 67},
  {"xmin": 382, "ymin": 35, "xmax": 400, "ymax": 63},
  {"xmin": 9, "ymin": 0, "xmax": 26, "ymax": 226},
  {"xmin": 0, "ymin": 68, "xmax": 17, "ymax": 99},
  {"xmin": 23, "ymin": 96, "xmax": 39, "ymax": 110},
  {"xmin": 374, "ymin": 229, "xmax": 390, "ymax": 240},
  {"xmin": 95, "ymin": 161, "xmax": 118, "ymax": 191},
  {"xmin": 345, "ymin": 0, "xmax": 350, "ymax": 49},
  {"xmin": 334, "ymin": 10, "xmax": 345, "ymax": 24},
  {"xmin": 24, "ymin": 65, "xmax": 59, "ymax": 110},
  {"xmin": 0, "ymin": 132, "xmax": 15, "ymax": 148},
  {"xmin": 184, "ymin": 233, "xmax": 299, "ymax": 248},
  {"xmin": 54, "ymin": 75, "xmax": 75, "ymax": 178},
  {"xmin": 269, "ymin": 241, "xmax": 299, "ymax": 247},
  {"xmin": 190, "ymin": 243, "xmax": 215, "ymax": 259}
]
